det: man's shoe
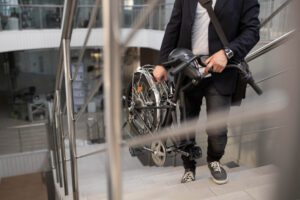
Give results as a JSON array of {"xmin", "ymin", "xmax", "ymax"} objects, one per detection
[
  {"xmin": 181, "ymin": 169, "xmax": 195, "ymax": 183},
  {"xmin": 208, "ymin": 161, "xmax": 228, "ymax": 185}
]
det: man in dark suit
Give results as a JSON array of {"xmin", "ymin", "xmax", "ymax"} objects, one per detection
[{"xmin": 153, "ymin": 0, "xmax": 260, "ymax": 184}]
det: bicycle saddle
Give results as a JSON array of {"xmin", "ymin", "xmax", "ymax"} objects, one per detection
[{"xmin": 168, "ymin": 48, "xmax": 203, "ymax": 79}]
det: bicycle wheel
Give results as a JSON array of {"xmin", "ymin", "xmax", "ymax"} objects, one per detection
[
  {"xmin": 126, "ymin": 66, "xmax": 170, "ymax": 166},
  {"xmin": 127, "ymin": 68, "xmax": 159, "ymax": 136}
]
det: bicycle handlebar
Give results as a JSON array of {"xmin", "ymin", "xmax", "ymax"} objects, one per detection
[
  {"xmin": 248, "ymin": 78, "xmax": 263, "ymax": 95},
  {"xmin": 225, "ymin": 65, "xmax": 263, "ymax": 95},
  {"xmin": 161, "ymin": 56, "xmax": 263, "ymax": 96}
]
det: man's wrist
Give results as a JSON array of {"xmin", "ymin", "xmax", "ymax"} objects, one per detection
[{"xmin": 224, "ymin": 47, "xmax": 234, "ymax": 60}]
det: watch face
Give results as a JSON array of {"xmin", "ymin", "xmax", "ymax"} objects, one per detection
[{"xmin": 225, "ymin": 48, "xmax": 234, "ymax": 59}]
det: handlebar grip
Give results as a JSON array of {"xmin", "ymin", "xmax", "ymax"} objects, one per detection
[
  {"xmin": 170, "ymin": 62, "xmax": 189, "ymax": 76},
  {"xmin": 248, "ymin": 79, "xmax": 263, "ymax": 95}
]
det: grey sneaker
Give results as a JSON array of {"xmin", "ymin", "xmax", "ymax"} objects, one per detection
[
  {"xmin": 181, "ymin": 169, "xmax": 195, "ymax": 183},
  {"xmin": 208, "ymin": 161, "xmax": 228, "ymax": 185}
]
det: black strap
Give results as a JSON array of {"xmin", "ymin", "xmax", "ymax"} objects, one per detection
[{"xmin": 198, "ymin": 0, "xmax": 229, "ymax": 47}]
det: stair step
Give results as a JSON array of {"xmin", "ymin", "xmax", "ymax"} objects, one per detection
[
  {"xmin": 123, "ymin": 166, "xmax": 182, "ymax": 181},
  {"xmin": 80, "ymin": 164, "xmax": 277, "ymax": 199},
  {"xmin": 245, "ymin": 184, "xmax": 276, "ymax": 200},
  {"xmin": 152, "ymin": 187, "xmax": 216, "ymax": 200},
  {"xmin": 204, "ymin": 191, "xmax": 253, "ymax": 200},
  {"xmin": 54, "ymin": 143, "xmax": 279, "ymax": 200},
  {"xmin": 122, "ymin": 165, "xmax": 278, "ymax": 200}
]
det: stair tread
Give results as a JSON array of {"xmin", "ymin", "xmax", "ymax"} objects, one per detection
[
  {"xmin": 78, "ymin": 165, "xmax": 277, "ymax": 199},
  {"xmin": 245, "ymin": 184, "xmax": 276, "ymax": 200},
  {"xmin": 55, "ymin": 143, "xmax": 278, "ymax": 200},
  {"xmin": 204, "ymin": 191, "xmax": 254, "ymax": 200}
]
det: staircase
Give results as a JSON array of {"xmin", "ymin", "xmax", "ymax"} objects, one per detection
[{"xmin": 53, "ymin": 144, "xmax": 278, "ymax": 200}]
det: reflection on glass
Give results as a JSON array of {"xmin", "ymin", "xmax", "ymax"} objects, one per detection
[{"xmin": 0, "ymin": 0, "xmax": 294, "ymax": 39}]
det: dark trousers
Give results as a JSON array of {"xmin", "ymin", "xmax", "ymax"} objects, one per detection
[{"xmin": 181, "ymin": 78, "xmax": 231, "ymax": 171}]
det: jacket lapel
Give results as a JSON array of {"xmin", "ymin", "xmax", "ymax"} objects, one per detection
[{"xmin": 189, "ymin": 0, "xmax": 199, "ymax": 24}]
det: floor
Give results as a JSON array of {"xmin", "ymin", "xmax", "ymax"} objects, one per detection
[{"xmin": 0, "ymin": 172, "xmax": 48, "ymax": 200}]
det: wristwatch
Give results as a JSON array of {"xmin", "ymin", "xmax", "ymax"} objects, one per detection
[{"xmin": 224, "ymin": 47, "xmax": 234, "ymax": 60}]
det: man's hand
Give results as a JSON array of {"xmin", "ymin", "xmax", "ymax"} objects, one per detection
[
  {"xmin": 205, "ymin": 50, "xmax": 228, "ymax": 74},
  {"xmin": 153, "ymin": 65, "xmax": 168, "ymax": 83}
]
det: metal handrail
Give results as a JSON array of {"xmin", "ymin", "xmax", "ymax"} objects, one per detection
[
  {"xmin": 126, "ymin": 96, "xmax": 286, "ymax": 148},
  {"xmin": 53, "ymin": 0, "xmax": 77, "ymax": 98},
  {"xmin": 52, "ymin": 0, "xmax": 79, "ymax": 199},
  {"xmin": 66, "ymin": 125, "xmax": 283, "ymax": 162},
  {"xmin": 63, "ymin": 37, "xmax": 79, "ymax": 200},
  {"xmin": 54, "ymin": 101, "xmax": 63, "ymax": 188},
  {"xmin": 7, "ymin": 122, "xmax": 46, "ymax": 129},
  {"xmin": 246, "ymin": 30, "xmax": 295, "ymax": 62},
  {"xmin": 56, "ymin": 90, "xmax": 69, "ymax": 195},
  {"xmin": 65, "ymin": 94, "xmax": 286, "ymax": 161}
]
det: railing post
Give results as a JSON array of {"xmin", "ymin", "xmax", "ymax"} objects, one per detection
[
  {"xmin": 52, "ymin": 118, "xmax": 62, "ymax": 184},
  {"xmin": 56, "ymin": 90, "xmax": 69, "ymax": 195},
  {"xmin": 54, "ymin": 109, "xmax": 63, "ymax": 187},
  {"xmin": 102, "ymin": 0, "xmax": 123, "ymax": 199},
  {"xmin": 62, "ymin": 38, "xmax": 79, "ymax": 200}
]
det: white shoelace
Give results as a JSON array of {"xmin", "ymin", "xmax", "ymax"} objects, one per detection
[
  {"xmin": 182, "ymin": 171, "xmax": 194, "ymax": 182},
  {"xmin": 210, "ymin": 161, "xmax": 222, "ymax": 173}
]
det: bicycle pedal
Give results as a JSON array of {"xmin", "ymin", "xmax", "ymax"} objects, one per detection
[{"xmin": 188, "ymin": 146, "xmax": 202, "ymax": 160}]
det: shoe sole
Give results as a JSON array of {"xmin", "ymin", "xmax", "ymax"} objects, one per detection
[
  {"xmin": 181, "ymin": 179, "xmax": 195, "ymax": 184},
  {"xmin": 211, "ymin": 177, "xmax": 228, "ymax": 185}
]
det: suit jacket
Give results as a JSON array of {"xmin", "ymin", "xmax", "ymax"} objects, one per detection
[{"xmin": 159, "ymin": 0, "xmax": 260, "ymax": 95}]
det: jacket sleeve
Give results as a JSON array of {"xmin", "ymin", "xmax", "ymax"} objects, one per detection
[
  {"xmin": 159, "ymin": 0, "xmax": 183, "ymax": 64},
  {"xmin": 228, "ymin": 0, "xmax": 260, "ymax": 60}
]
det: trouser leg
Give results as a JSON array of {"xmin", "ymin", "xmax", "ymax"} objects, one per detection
[
  {"xmin": 205, "ymin": 83, "xmax": 231, "ymax": 163},
  {"xmin": 180, "ymin": 81, "xmax": 205, "ymax": 170}
]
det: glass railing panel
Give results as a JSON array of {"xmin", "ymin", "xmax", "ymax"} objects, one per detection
[
  {"xmin": 74, "ymin": 5, "xmax": 104, "ymax": 28},
  {"xmin": 259, "ymin": 0, "xmax": 295, "ymax": 41},
  {"xmin": 74, "ymin": 5, "xmax": 93, "ymax": 28},
  {"xmin": 0, "ymin": 1, "xmax": 293, "ymax": 35},
  {"xmin": 0, "ymin": 4, "xmax": 63, "ymax": 30},
  {"xmin": 122, "ymin": 3, "xmax": 173, "ymax": 30},
  {"xmin": 0, "ymin": 3, "xmax": 175, "ymax": 31},
  {"xmin": 40, "ymin": 6, "xmax": 63, "ymax": 29}
]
